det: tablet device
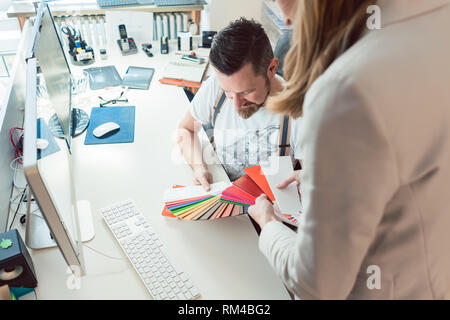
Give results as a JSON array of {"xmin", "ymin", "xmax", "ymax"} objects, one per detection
[{"xmin": 121, "ymin": 66, "xmax": 155, "ymax": 90}]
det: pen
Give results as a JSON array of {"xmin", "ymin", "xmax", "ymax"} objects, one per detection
[{"xmin": 181, "ymin": 55, "xmax": 205, "ymax": 64}]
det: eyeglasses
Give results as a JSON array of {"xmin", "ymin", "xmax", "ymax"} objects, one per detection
[{"xmin": 98, "ymin": 90, "xmax": 128, "ymax": 107}]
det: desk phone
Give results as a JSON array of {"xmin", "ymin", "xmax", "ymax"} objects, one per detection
[{"xmin": 117, "ymin": 24, "xmax": 138, "ymax": 55}]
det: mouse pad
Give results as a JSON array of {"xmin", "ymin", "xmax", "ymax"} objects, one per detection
[
  {"xmin": 84, "ymin": 106, "xmax": 135, "ymax": 145},
  {"xmin": 37, "ymin": 118, "xmax": 60, "ymax": 160}
]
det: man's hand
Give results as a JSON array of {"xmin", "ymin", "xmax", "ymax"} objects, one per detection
[
  {"xmin": 248, "ymin": 194, "xmax": 281, "ymax": 229},
  {"xmin": 178, "ymin": 111, "xmax": 213, "ymax": 191},
  {"xmin": 193, "ymin": 165, "xmax": 213, "ymax": 191}
]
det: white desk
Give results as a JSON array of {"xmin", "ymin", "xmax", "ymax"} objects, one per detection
[{"xmin": 8, "ymin": 36, "xmax": 291, "ymax": 300}]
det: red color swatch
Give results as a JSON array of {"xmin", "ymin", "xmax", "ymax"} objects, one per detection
[{"xmin": 244, "ymin": 166, "xmax": 275, "ymax": 201}]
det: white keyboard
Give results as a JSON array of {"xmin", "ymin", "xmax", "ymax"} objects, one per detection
[{"xmin": 100, "ymin": 199, "xmax": 200, "ymax": 300}]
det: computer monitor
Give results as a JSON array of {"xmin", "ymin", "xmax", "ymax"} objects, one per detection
[
  {"xmin": 28, "ymin": 1, "xmax": 73, "ymax": 149},
  {"xmin": 23, "ymin": 57, "xmax": 85, "ymax": 273},
  {"xmin": 21, "ymin": 1, "xmax": 95, "ymax": 276}
]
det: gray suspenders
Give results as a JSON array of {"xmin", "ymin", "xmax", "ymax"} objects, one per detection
[
  {"xmin": 212, "ymin": 90, "xmax": 227, "ymax": 127},
  {"xmin": 278, "ymin": 113, "xmax": 292, "ymax": 156},
  {"xmin": 202, "ymin": 90, "xmax": 227, "ymax": 144},
  {"xmin": 206, "ymin": 90, "xmax": 291, "ymax": 156}
]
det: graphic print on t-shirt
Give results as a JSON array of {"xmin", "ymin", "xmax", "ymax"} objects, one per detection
[{"xmin": 215, "ymin": 125, "xmax": 280, "ymax": 181}]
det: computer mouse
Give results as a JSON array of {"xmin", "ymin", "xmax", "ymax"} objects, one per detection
[
  {"xmin": 93, "ymin": 122, "xmax": 120, "ymax": 138},
  {"xmin": 36, "ymin": 138, "xmax": 49, "ymax": 150}
]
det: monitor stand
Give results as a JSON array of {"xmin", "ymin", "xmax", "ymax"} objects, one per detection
[
  {"xmin": 48, "ymin": 108, "xmax": 89, "ymax": 139},
  {"xmin": 25, "ymin": 199, "xmax": 95, "ymax": 250}
]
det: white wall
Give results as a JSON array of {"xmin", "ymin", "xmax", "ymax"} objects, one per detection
[
  {"xmin": 201, "ymin": 0, "xmax": 264, "ymax": 32},
  {"xmin": 0, "ymin": 0, "xmax": 12, "ymax": 11},
  {"xmin": 0, "ymin": 0, "xmax": 12, "ymax": 19}
]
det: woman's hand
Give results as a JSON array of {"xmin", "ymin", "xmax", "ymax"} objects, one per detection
[{"xmin": 248, "ymin": 194, "xmax": 281, "ymax": 229}]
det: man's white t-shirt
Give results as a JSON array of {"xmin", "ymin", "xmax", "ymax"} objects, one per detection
[{"xmin": 189, "ymin": 72, "xmax": 302, "ymax": 181}]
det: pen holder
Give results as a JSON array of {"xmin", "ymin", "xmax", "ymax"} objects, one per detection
[{"xmin": 68, "ymin": 46, "xmax": 95, "ymax": 66}]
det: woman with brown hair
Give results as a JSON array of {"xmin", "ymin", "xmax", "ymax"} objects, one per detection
[{"xmin": 248, "ymin": 0, "xmax": 450, "ymax": 299}]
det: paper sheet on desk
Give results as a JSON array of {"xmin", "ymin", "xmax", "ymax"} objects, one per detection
[
  {"xmin": 162, "ymin": 59, "xmax": 208, "ymax": 83},
  {"xmin": 260, "ymin": 156, "xmax": 302, "ymax": 215}
]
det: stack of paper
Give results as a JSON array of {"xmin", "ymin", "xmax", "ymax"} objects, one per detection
[{"xmin": 159, "ymin": 57, "xmax": 209, "ymax": 88}]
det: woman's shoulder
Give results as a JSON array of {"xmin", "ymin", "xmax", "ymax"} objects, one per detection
[{"xmin": 302, "ymin": 27, "xmax": 400, "ymax": 120}]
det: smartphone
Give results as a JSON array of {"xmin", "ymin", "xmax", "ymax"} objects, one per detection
[
  {"xmin": 160, "ymin": 36, "xmax": 169, "ymax": 54},
  {"xmin": 118, "ymin": 24, "xmax": 128, "ymax": 40}
]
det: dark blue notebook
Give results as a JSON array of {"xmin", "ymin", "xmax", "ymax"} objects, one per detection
[{"xmin": 84, "ymin": 106, "xmax": 135, "ymax": 145}]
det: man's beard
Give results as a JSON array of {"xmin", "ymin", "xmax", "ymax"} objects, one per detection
[
  {"xmin": 236, "ymin": 103, "xmax": 261, "ymax": 119},
  {"xmin": 237, "ymin": 77, "xmax": 271, "ymax": 120}
]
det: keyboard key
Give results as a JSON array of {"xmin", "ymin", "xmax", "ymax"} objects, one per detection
[
  {"xmin": 177, "ymin": 293, "xmax": 186, "ymax": 300},
  {"xmin": 189, "ymin": 287, "xmax": 200, "ymax": 297},
  {"xmin": 185, "ymin": 281, "xmax": 194, "ymax": 289},
  {"xmin": 180, "ymin": 273, "xmax": 188, "ymax": 282}
]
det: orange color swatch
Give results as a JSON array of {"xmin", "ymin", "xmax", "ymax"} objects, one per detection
[{"xmin": 244, "ymin": 166, "xmax": 275, "ymax": 202}]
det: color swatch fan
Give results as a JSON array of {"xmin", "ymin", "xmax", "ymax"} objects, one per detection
[
  {"xmin": 162, "ymin": 182, "xmax": 247, "ymax": 221},
  {"xmin": 219, "ymin": 174, "xmax": 263, "ymax": 206},
  {"xmin": 219, "ymin": 156, "xmax": 303, "ymax": 226},
  {"xmin": 161, "ymin": 156, "xmax": 302, "ymax": 226}
]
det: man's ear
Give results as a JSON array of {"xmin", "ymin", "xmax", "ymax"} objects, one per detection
[{"xmin": 267, "ymin": 57, "xmax": 279, "ymax": 78}]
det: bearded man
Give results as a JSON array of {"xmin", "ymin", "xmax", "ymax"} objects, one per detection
[{"xmin": 178, "ymin": 18, "xmax": 302, "ymax": 190}]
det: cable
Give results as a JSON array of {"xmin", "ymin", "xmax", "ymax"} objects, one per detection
[
  {"xmin": 10, "ymin": 156, "xmax": 27, "ymax": 190},
  {"xmin": 10, "ymin": 127, "xmax": 24, "ymax": 164},
  {"xmin": 12, "ymin": 204, "xmax": 126, "ymax": 262},
  {"xmin": 9, "ymin": 189, "xmax": 126, "ymax": 262},
  {"xmin": 8, "ymin": 187, "xmax": 27, "ymax": 231},
  {"xmin": 13, "ymin": 200, "xmax": 125, "ymax": 262},
  {"xmin": 10, "ymin": 190, "xmax": 26, "ymax": 207},
  {"xmin": 82, "ymin": 244, "xmax": 127, "ymax": 261},
  {"xmin": 20, "ymin": 208, "xmax": 42, "ymax": 225}
]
